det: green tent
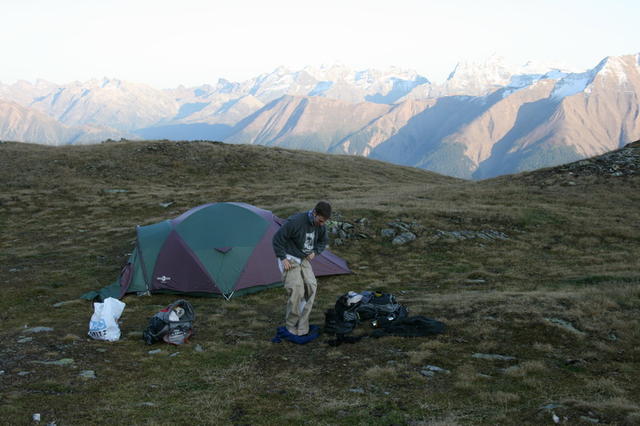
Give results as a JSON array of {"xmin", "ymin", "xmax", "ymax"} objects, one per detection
[{"xmin": 82, "ymin": 202, "xmax": 350, "ymax": 300}]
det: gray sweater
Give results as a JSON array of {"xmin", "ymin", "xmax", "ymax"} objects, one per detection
[{"xmin": 272, "ymin": 211, "xmax": 328, "ymax": 260}]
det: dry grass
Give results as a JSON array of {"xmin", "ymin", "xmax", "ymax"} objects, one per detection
[{"xmin": 1, "ymin": 140, "xmax": 639, "ymax": 425}]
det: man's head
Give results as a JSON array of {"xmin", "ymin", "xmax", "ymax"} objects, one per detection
[{"xmin": 313, "ymin": 201, "xmax": 331, "ymax": 226}]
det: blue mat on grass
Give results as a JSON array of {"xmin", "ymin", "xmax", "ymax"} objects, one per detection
[{"xmin": 271, "ymin": 325, "xmax": 320, "ymax": 344}]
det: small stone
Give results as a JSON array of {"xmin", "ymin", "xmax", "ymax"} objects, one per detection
[
  {"xmin": 79, "ymin": 370, "xmax": 96, "ymax": 379},
  {"xmin": 392, "ymin": 232, "xmax": 416, "ymax": 245},
  {"xmin": 24, "ymin": 327, "xmax": 54, "ymax": 334},
  {"xmin": 103, "ymin": 189, "xmax": 128, "ymax": 193},
  {"xmin": 148, "ymin": 349, "xmax": 162, "ymax": 355},
  {"xmin": 53, "ymin": 300, "xmax": 81, "ymax": 308},
  {"xmin": 423, "ymin": 365, "xmax": 451, "ymax": 374},
  {"xmin": 545, "ymin": 318, "xmax": 586, "ymax": 336},
  {"xmin": 579, "ymin": 416, "xmax": 600, "ymax": 424},
  {"xmin": 0, "ymin": 370, "xmax": 4, "ymax": 375},
  {"xmin": 465, "ymin": 279, "xmax": 486, "ymax": 284},
  {"xmin": 349, "ymin": 388, "xmax": 365, "ymax": 393},
  {"xmin": 33, "ymin": 413, "xmax": 41, "ymax": 422},
  {"xmin": 139, "ymin": 402, "xmax": 156, "ymax": 407},
  {"xmin": 388, "ymin": 221, "xmax": 411, "ymax": 232},
  {"xmin": 169, "ymin": 352, "xmax": 180, "ymax": 357},
  {"xmin": 18, "ymin": 371, "xmax": 31, "ymax": 376},
  {"xmin": 472, "ymin": 353, "xmax": 517, "ymax": 361},
  {"xmin": 36, "ymin": 358, "xmax": 74, "ymax": 366},
  {"xmin": 420, "ymin": 370, "xmax": 435, "ymax": 377},
  {"xmin": 539, "ymin": 403, "xmax": 562, "ymax": 411},
  {"xmin": 194, "ymin": 344, "xmax": 204, "ymax": 353},
  {"xmin": 17, "ymin": 337, "xmax": 33, "ymax": 343},
  {"xmin": 96, "ymin": 348, "xmax": 107, "ymax": 353},
  {"xmin": 159, "ymin": 201, "xmax": 174, "ymax": 208},
  {"xmin": 567, "ymin": 181, "xmax": 577, "ymax": 186}
]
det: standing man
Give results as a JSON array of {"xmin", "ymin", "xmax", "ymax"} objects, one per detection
[{"xmin": 272, "ymin": 201, "xmax": 331, "ymax": 336}]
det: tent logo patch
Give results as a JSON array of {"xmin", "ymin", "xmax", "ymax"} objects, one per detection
[{"xmin": 156, "ymin": 275, "xmax": 172, "ymax": 283}]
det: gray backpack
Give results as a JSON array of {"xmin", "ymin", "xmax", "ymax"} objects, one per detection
[{"xmin": 143, "ymin": 300, "xmax": 195, "ymax": 345}]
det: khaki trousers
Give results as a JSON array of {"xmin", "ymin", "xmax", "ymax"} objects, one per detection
[{"xmin": 283, "ymin": 259, "xmax": 317, "ymax": 335}]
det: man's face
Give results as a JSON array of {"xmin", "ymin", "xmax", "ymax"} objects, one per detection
[{"xmin": 313, "ymin": 214, "xmax": 328, "ymax": 227}]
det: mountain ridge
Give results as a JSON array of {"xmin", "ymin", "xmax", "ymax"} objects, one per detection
[{"xmin": 1, "ymin": 53, "xmax": 638, "ymax": 179}]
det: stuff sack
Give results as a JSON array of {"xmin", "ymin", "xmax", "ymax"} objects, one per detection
[
  {"xmin": 88, "ymin": 297, "xmax": 126, "ymax": 342},
  {"xmin": 143, "ymin": 299, "xmax": 195, "ymax": 345}
]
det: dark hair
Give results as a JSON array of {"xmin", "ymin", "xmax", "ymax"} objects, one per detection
[{"xmin": 314, "ymin": 201, "xmax": 332, "ymax": 219}]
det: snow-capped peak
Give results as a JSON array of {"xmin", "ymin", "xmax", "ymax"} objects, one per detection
[{"xmin": 592, "ymin": 55, "xmax": 633, "ymax": 84}]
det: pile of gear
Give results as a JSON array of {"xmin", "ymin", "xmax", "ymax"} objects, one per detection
[
  {"xmin": 324, "ymin": 291, "xmax": 445, "ymax": 346},
  {"xmin": 88, "ymin": 298, "xmax": 196, "ymax": 346},
  {"xmin": 142, "ymin": 299, "xmax": 196, "ymax": 345}
]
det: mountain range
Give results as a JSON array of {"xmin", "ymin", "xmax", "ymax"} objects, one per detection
[{"xmin": 1, "ymin": 54, "xmax": 638, "ymax": 179}]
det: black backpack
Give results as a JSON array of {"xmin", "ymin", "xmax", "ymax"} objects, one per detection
[
  {"xmin": 143, "ymin": 300, "xmax": 195, "ymax": 345},
  {"xmin": 324, "ymin": 291, "xmax": 408, "ymax": 335},
  {"xmin": 324, "ymin": 294, "xmax": 360, "ymax": 335},
  {"xmin": 355, "ymin": 292, "xmax": 408, "ymax": 326}
]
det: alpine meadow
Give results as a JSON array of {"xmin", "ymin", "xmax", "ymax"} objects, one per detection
[{"xmin": 1, "ymin": 138, "xmax": 639, "ymax": 425}]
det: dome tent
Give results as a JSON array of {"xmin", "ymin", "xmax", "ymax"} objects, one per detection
[{"xmin": 82, "ymin": 202, "xmax": 351, "ymax": 301}]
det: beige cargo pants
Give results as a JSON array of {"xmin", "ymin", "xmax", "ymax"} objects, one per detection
[{"xmin": 283, "ymin": 258, "xmax": 317, "ymax": 336}]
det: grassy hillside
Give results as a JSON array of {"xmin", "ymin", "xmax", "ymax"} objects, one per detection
[{"xmin": 1, "ymin": 140, "xmax": 639, "ymax": 425}]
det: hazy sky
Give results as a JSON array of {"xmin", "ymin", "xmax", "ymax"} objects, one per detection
[{"xmin": 2, "ymin": 0, "xmax": 638, "ymax": 88}]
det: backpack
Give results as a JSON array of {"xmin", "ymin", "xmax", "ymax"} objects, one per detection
[
  {"xmin": 323, "ymin": 295, "xmax": 359, "ymax": 335},
  {"xmin": 143, "ymin": 300, "xmax": 195, "ymax": 345},
  {"xmin": 324, "ymin": 291, "xmax": 408, "ymax": 336},
  {"xmin": 355, "ymin": 291, "xmax": 408, "ymax": 326}
]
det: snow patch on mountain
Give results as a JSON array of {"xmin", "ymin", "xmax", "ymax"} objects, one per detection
[{"xmin": 551, "ymin": 72, "xmax": 593, "ymax": 99}]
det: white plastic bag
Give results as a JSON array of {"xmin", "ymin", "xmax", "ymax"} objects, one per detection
[{"xmin": 88, "ymin": 297, "xmax": 126, "ymax": 341}]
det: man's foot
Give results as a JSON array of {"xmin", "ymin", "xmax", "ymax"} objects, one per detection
[{"xmin": 286, "ymin": 327, "xmax": 299, "ymax": 336}]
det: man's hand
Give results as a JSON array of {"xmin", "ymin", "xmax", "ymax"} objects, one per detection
[
  {"xmin": 282, "ymin": 258, "xmax": 292, "ymax": 271},
  {"xmin": 307, "ymin": 253, "xmax": 316, "ymax": 261}
]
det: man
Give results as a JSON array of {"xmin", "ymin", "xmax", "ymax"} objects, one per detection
[{"xmin": 272, "ymin": 201, "xmax": 331, "ymax": 336}]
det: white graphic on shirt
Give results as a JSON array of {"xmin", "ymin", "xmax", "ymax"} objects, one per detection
[{"xmin": 303, "ymin": 231, "xmax": 315, "ymax": 253}]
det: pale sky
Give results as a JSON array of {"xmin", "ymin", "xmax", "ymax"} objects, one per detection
[{"xmin": 1, "ymin": 0, "xmax": 638, "ymax": 89}]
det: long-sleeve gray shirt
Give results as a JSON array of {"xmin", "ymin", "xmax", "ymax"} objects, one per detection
[{"xmin": 272, "ymin": 211, "xmax": 328, "ymax": 260}]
